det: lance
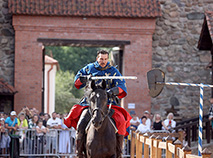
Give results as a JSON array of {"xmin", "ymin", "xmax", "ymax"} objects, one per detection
[{"xmin": 90, "ymin": 76, "xmax": 137, "ymax": 80}]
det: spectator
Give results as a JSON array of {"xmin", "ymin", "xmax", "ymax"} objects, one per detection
[
  {"xmin": 162, "ymin": 112, "xmax": 176, "ymax": 131},
  {"xmin": 29, "ymin": 108, "xmax": 36, "ymax": 119},
  {"xmin": 32, "ymin": 108, "xmax": 39, "ymax": 115},
  {"xmin": 137, "ymin": 116, "xmax": 150, "ymax": 133},
  {"xmin": 60, "ymin": 114, "xmax": 64, "ymax": 120},
  {"xmin": 19, "ymin": 106, "xmax": 33, "ymax": 121},
  {"xmin": 208, "ymin": 98, "xmax": 213, "ymax": 128},
  {"xmin": 141, "ymin": 111, "xmax": 151, "ymax": 129},
  {"xmin": 46, "ymin": 112, "xmax": 61, "ymax": 154},
  {"xmin": 28, "ymin": 114, "xmax": 39, "ymax": 129},
  {"xmin": 0, "ymin": 118, "xmax": 10, "ymax": 155},
  {"xmin": 56, "ymin": 113, "xmax": 61, "ymax": 119},
  {"xmin": 43, "ymin": 113, "xmax": 50, "ymax": 127},
  {"xmin": 59, "ymin": 113, "xmax": 71, "ymax": 156},
  {"xmin": 0, "ymin": 112, "xmax": 4, "ymax": 119},
  {"xmin": 36, "ymin": 119, "xmax": 48, "ymax": 154},
  {"xmin": 17, "ymin": 112, "xmax": 28, "ymax": 143},
  {"xmin": 3, "ymin": 113, "xmax": 9, "ymax": 120},
  {"xmin": 129, "ymin": 111, "xmax": 140, "ymax": 130},
  {"xmin": 5, "ymin": 111, "xmax": 18, "ymax": 134},
  {"xmin": 17, "ymin": 112, "xmax": 28, "ymax": 129},
  {"xmin": 27, "ymin": 114, "xmax": 39, "ymax": 155},
  {"xmin": 152, "ymin": 113, "xmax": 167, "ymax": 130},
  {"xmin": 39, "ymin": 112, "xmax": 45, "ymax": 121}
]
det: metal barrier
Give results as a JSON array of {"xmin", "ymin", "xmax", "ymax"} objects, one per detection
[
  {"xmin": 0, "ymin": 128, "xmax": 76, "ymax": 157},
  {"xmin": 0, "ymin": 128, "xmax": 131, "ymax": 157}
]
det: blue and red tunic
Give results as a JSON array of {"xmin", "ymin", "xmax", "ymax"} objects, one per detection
[{"xmin": 64, "ymin": 61, "xmax": 131, "ymax": 136}]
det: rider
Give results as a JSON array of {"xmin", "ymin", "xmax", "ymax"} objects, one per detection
[{"xmin": 64, "ymin": 50, "xmax": 131, "ymax": 158}]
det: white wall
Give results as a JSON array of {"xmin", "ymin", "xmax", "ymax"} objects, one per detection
[{"xmin": 44, "ymin": 64, "xmax": 57, "ymax": 114}]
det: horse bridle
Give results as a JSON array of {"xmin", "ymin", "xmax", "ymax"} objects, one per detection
[
  {"xmin": 89, "ymin": 104, "xmax": 110, "ymax": 123},
  {"xmin": 88, "ymin": 90, "xmax": 115, "ymax": 122}
]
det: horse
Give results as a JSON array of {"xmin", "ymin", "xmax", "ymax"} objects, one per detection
[{"xmin": 84, "ymin": 80, "xmax": 117, "ymax": 158}]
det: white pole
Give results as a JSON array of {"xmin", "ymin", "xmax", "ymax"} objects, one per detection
[
  {"xmin": 198, "ymin": 83, "xmax": 204, "ymax": 156},
  {"xmin": 163, "ymin": 82, "xmax": 213, "ymax": 88},
  {"xmin": 156, "ymin": 81, "xmax": 209, "ymax": 155}
]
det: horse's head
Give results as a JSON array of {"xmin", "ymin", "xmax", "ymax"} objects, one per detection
[{"xmin": 85, "ymin": 80, "xmax": 108, "ymax": 129}]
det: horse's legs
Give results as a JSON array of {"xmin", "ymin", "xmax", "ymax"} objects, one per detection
[
  {"xmin": 116, "ymin": 134, "xmax": 124, "ymax": 158},
  {"xmin": 76, "ymin": 108, "xmax": 91, "ymax": 158}
]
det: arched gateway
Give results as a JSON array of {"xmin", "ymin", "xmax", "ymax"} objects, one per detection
[{"xmin": 8, "ymin": 0, "xmax": 161, "ymax": 115}]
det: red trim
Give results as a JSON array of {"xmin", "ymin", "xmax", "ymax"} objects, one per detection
[
  {"xmin": 74, "ymin": 78, "xmax": 82, "ymax": 89},
  {"xmin": 64, "ymin": 104, "xmax": 132, "ymax": 136},
  {"xmin": 117, "ymin": 87, "xmax": 127, "ymax": 99}
]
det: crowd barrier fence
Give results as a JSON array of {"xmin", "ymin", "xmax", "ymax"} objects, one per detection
[{"xmin": 0, "ymin": 128, "xmax": 131, "ymax": 157}]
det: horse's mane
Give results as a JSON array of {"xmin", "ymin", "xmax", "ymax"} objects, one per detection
[{"xmin": 84, "ymin": 80, "xmax": 106, "ymax": 98}]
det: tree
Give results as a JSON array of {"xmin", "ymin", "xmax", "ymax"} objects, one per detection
[
  {"xmin": 55, "ymin": 70, "xmax": 83, "ymax": 113},
  {"xmin": 45, "ymin": 46, "xmax": 99, "ymax": 74},
  {"xmin": 46, "ymin": 46, "xmax": 112, "ymax": 113}
]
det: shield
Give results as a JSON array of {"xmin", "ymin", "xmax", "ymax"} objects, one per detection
[{"xmin": 147, "ymin": 69, "xmax": 165, "ymax": 98}]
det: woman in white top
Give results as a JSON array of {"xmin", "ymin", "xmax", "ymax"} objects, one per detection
[
  {"xmin": 137, "ymin": 116, "xmax": 150, "ymax": 133},
  {"xmin": 129, "ymin": 111, "xmax": 140, "ymax": 130},
  {"xmin": 162, "ymin": 112, "xmax": 176, "ymax": 130}
]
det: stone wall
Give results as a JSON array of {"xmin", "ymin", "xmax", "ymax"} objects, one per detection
[
  {"xmin": 0, "ymin": 0, "xmax": 14, "ymax": 85},
  {"xmin": 1, "ymin": 0, "xmax": 213, "ymax": 119},
  {"xmin": 152, "ymin": 0, "xmax": 213, "ymax": 119}
]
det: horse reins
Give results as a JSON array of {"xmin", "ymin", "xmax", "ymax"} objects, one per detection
[{"xmin": 85, "ymin": 87, "xmax": 118, "ymax": 133}]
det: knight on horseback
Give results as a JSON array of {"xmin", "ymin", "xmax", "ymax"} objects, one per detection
[{"xmin": 64, "ymin": 50, "xmax": 131, "ymax": 158}]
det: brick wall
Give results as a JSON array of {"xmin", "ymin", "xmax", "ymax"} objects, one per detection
[
  {"xmin": 12, "ymin": 15, "xmax": 156, "ymax": 115},
  {"xmin": 2, "ymin": 0, "xmax": 213, "ymax": 120}
]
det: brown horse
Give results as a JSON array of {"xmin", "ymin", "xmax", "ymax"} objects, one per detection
[{"xmin": 84, "ymin": 80, "xmax": 117, "ymax": 158}]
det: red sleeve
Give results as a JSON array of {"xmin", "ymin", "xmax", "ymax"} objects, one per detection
[
  {"xmin": 74, "ymin": 78, "xmax": 83, "ymax": 89},
  {"xmin": 117, "ymin": 87, "xmax": 127, "ymax": 99}
]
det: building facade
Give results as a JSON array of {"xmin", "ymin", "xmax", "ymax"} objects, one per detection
[{"xmin": 0, "ymin": 0, "xmax": 213, "ymax": 119}]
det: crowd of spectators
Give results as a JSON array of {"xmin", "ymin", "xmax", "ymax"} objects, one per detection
[
  {"xmin": 0, "ymin": 106, "xmax": 76, "ymax": 156},
  {"xmin": 0, "ymin": 106, "xmax": 197, "ymax": 156},
  {"xmin": 130, "ymin": 110, "xmax": 177, "ymax": 134}
]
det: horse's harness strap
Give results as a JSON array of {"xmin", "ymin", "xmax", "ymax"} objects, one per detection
[{"xmin": 108, "ymin": 116, "xmax": 118, "ymax": 133}]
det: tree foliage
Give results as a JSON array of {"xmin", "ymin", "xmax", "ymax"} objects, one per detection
[
  {"xmin": 54, "ymin": 70, "xmax": 83, "ymax": 113},
  {"xmin": 45, "ymin": 47, "xmax": 99, "ymax": 74},
  {"xmin": 45, "ymin": 47, "xmax": 99, "ymax": 114}
]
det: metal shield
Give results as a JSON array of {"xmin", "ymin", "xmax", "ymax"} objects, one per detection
[{"xmin": 147, "ymin": 69, "xmax": 165, "ymax": 98}]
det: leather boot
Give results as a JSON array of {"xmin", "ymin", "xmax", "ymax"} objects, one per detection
[
  {"xmin": 76, "ymin": 108, "xmax": 91, "ymax": 158},
  {"xmin": 116, "ymin": 134, "xmax": 124, "ymax": 158}
]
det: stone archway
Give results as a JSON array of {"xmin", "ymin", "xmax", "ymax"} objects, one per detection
[{"xmin": 9, "ymin": 0, "xmax": 161, "ymax": 115}]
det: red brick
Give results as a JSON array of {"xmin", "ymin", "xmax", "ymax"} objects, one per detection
[{"xmin": 13, "ymin": 15, "xmax": 156, "ymax": 115}]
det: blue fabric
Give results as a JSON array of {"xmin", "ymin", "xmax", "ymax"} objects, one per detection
[
  {"xmin": 75, "ymin": 61, "xmax": 127, "ymax": 105},
  {"xmin": 5, "ymin": 117, "xmax": 18, "ymax": 127}
]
